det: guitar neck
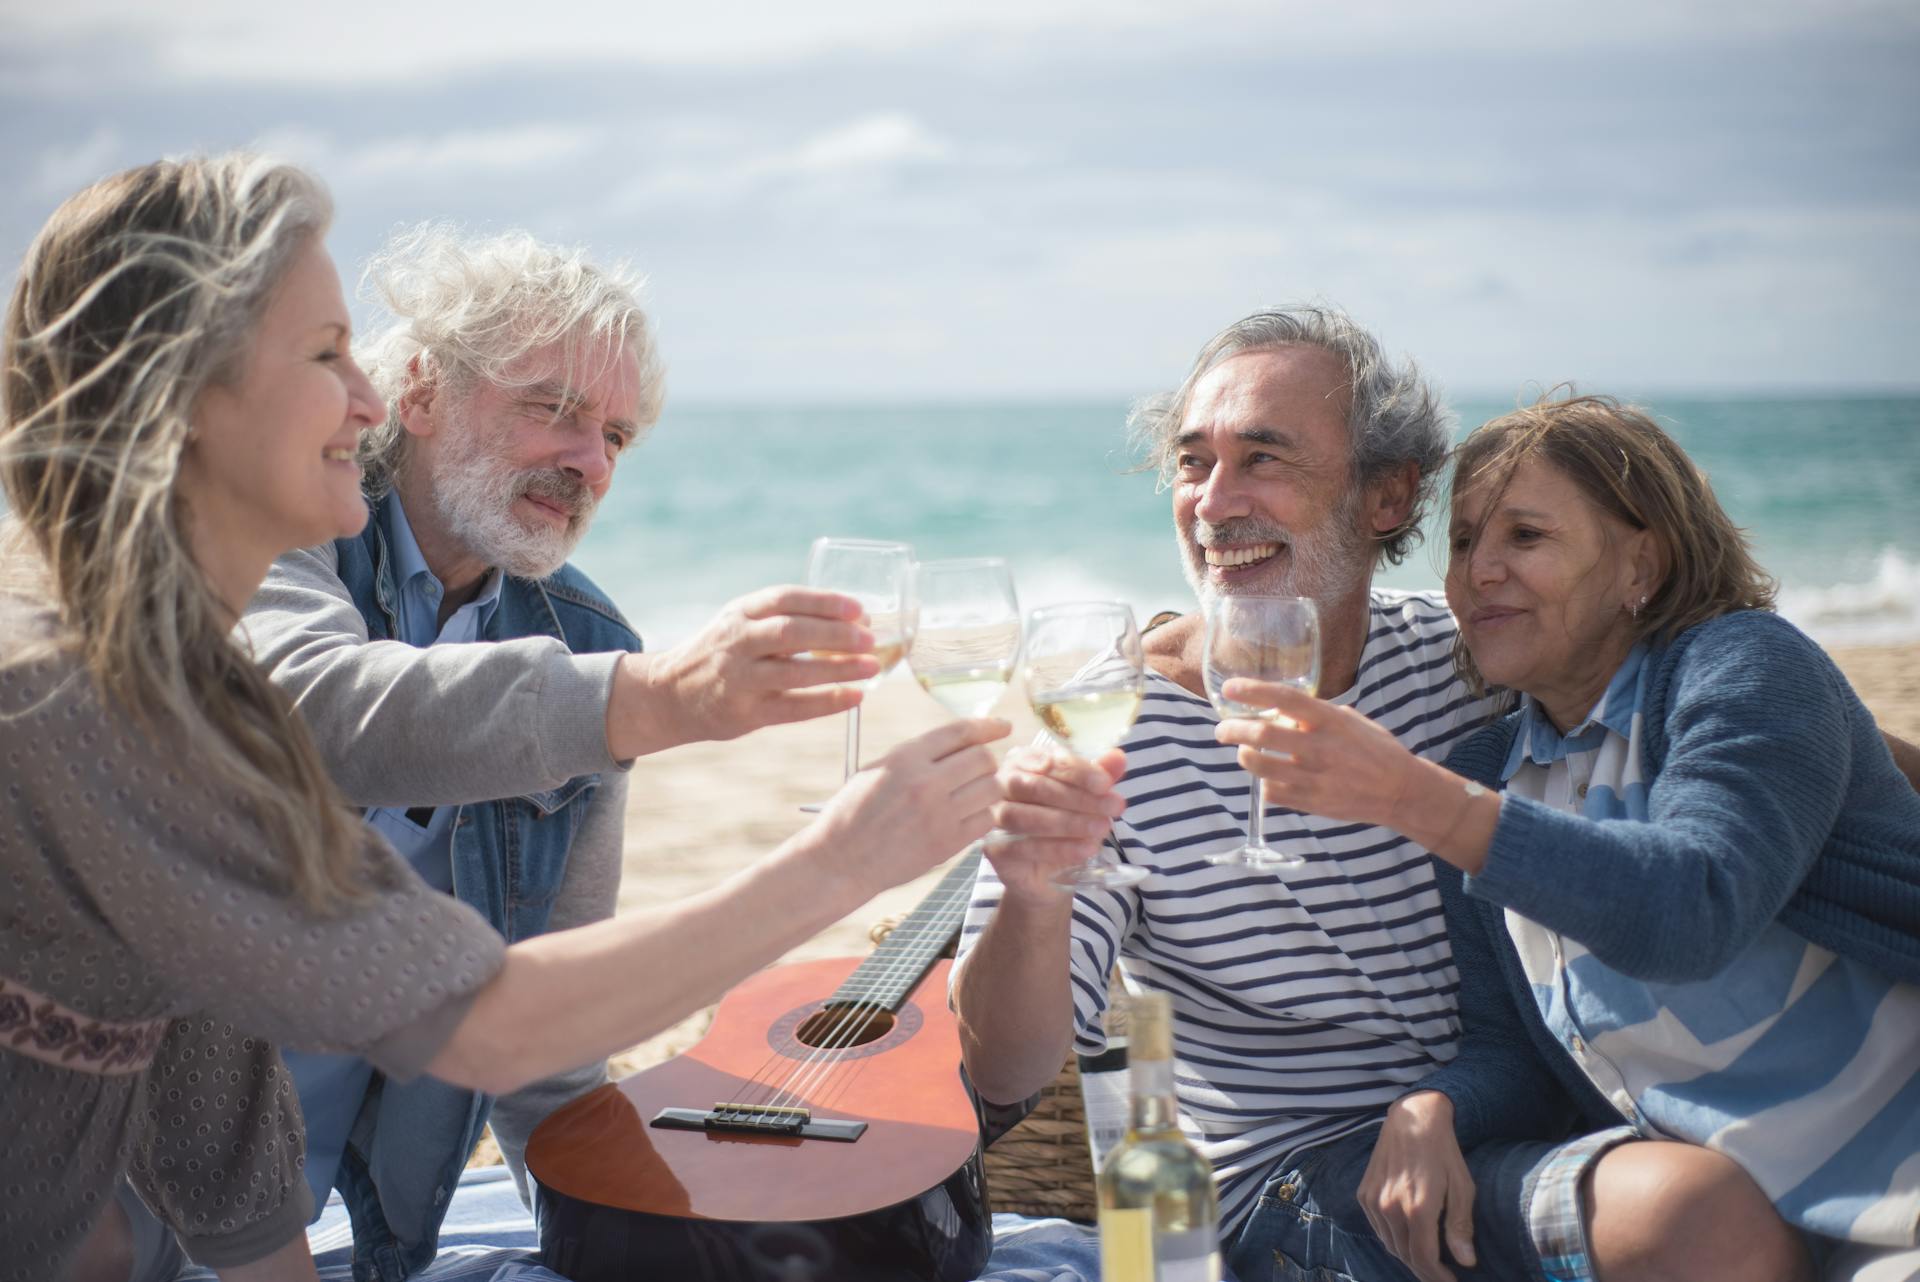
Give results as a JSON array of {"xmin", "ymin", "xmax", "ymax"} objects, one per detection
[{"xmin": 831, "ymin": 849, "xmax": 981, "ymax": 1012}]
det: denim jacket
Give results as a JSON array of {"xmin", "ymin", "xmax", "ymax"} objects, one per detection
[{"xmin": 327, "ymin": 497, "xmax": 640, "ymax": 1280}]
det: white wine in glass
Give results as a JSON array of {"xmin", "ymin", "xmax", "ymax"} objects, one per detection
[
  {"xmin": 804, "ymin": 537, "xmax": 915, "ymax": 810},
  {"xmin": 909, "ymin": 558, "xmax": 1021, "ymax": 719},
  {"xmin": 1023, "ymin": 601, "xmax": 1148, "ymax": 890},
  {"xmin": 1201, "ymin": 594, "xmax": 1320, "ymax": 870}
]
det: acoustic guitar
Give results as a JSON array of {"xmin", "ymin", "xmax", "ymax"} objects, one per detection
[{"xmin": 527, "ymin": 851, "xmax": 993, "ymax": 1282}]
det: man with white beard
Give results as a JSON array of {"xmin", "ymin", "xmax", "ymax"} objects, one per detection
[
  {"xmin": 953, "ymin": 306, "xmax": 1505, "ymax": 1282},
  {"xmin": 211, "ymin": 226, "xmax": 1008, "ymax": 1280}
]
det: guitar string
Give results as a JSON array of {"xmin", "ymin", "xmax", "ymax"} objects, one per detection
[
  {"xmin": 756, "ymin": 867, "xmax": 977, "ymax": 1112},
  {"xmin": 722, "ymin": 872, "xmax": 970, "ymax": 1123},
  {"xmin": 711, "ymin": 866, "xmax": 972, "ymax": 1121},
  {"xmin": 721, "ymin": 863, "xmax": 977, "ymax": 1124},
  {"xmin": 741, "ymin": 880, "xmax": 966, "ymax": 1122}
]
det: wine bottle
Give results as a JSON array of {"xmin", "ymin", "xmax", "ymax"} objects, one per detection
[{"xmin": 1096, "ymin": 992, "xmax": 1220, "ymax": 1282}]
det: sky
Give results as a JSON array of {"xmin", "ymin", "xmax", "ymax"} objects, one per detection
[{"xmin": 2, "ymin": 0, "xmax": 1916, "ymax": 401}]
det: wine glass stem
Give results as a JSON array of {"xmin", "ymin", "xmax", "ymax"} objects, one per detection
[
  {"xmin": 842, "ymin": 703, "xmax": 862, "ymax": 783},
  {"xmin": 1247, "ymin": 776, "xmax": 1266, "ymax": 853}
]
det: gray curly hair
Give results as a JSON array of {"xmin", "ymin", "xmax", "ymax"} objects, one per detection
[
  {"xmin": 354, "ymin": 224, "xmax": 665, "ymax": 496},
  {"xmin": 1127, "ymin": 304, "xmax": 1454, "ymax": 566}
]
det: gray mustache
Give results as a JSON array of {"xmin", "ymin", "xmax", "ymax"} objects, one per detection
[
  {"xmin": 1195, "ymin": 518, "xmax": 1295, "ymax": 547},
  {"xmin": 517, "ymin": 470, "xmax": 593, "ymax": 519}
]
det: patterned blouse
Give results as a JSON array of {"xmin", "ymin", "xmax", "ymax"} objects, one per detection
[{"xmin": 0, "ymin": 595, "xmax": 507, "ymax": 1280}]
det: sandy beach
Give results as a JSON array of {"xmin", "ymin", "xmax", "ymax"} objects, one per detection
[{"xmin": 592, "ymin": 638, "xmax": 1920, "ymax": 1077}]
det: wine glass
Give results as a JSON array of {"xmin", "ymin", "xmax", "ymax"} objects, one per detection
[
  {"xmin": 803, "ymin": 537, "xmax": 916, "ymax": 811},
  {"xmin": 908, "ymin": 558, "xmax": 1021, "ymax": 719},
  {"xmin": 1201, "ymin": 595, "xmax": 1321, "ymax": 870},
  {"xmin": 1022, "ymin": 602, "xmax": 1148, "ymax": 890}
]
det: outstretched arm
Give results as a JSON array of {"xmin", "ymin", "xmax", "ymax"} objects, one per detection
[
  {"xmin": 1217, "ymin": 619, "xmax": 1872, "ymax": 982},
  {"xmin": 242, "ymin": 543, "xmax": 880, "ymax": 805},
  {"xmin": 430, "ymin": 718, "xmax": 1010, "ymax": 1094}
]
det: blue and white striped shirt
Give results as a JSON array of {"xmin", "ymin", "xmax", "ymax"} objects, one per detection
[
  {"xmin": 959, "ymin": 590, "xmax": 1493, "ymax": 1231},
  {"xmin": 1501, "ymin": 644, "xmax": 1920, "ymax": 1246}
]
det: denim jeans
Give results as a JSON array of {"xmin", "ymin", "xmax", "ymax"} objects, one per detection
[{"xmin": 1225, "ymin": 1124, "xmax": 1571, "ymax": 1282}]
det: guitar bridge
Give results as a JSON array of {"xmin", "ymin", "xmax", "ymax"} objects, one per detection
[{"xmin": 650, "ymin": 1104, "xmax": 868, "ymax": 1142}]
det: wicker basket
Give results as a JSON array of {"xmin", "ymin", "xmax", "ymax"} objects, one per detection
[{"xmin": 978, "ymin": 975, "xmax": 1129, "ymax": 1224}]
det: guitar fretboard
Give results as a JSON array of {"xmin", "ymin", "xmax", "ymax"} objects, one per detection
[{"xmin": 830, "ymin": 848, "xmax": 981, "ymax": 1011}]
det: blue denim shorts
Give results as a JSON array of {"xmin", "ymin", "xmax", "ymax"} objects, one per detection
[{"xmin": 1224, "ymin": 1124, "xmax": 1613, "ymax": 1282}]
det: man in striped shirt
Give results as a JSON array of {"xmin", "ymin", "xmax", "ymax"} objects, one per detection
[{"xmin": 953, "ymin": 305, "xmax": 1495, "ymax": 1279}]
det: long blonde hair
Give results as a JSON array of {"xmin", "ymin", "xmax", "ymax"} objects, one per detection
[{"xmin": 1, "ymin": 154, "xmax": 377, "ymax": 910}]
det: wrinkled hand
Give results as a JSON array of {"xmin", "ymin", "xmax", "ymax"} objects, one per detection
[
  {"xmin": 983, "ymin": 746, "xmax": 1127, "ymax": 899},
  {"xmin": 1359, "ymin": 1092, "xmax": 1478, "ymax": 1282},
  {"xmin": 611, "ymin": 587, "xmax": 879, "ymax": 758},
  {"xmin": 817, "ymin": 717, "xmax": 1011, "ymax": 895},
  {"xmin": 1212, "ymin": 679, "xmax": 1422, "ymax": 828}
]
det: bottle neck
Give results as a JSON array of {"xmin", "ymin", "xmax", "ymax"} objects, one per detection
[{"xmin": 1128, "ymin": 1053, "xmax": 1180, "ymax": 1133}]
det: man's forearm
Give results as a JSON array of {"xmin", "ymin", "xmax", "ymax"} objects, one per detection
[{"xmin": 952, "ymin": 892, "xmax": 1080, "ymax": 1106}]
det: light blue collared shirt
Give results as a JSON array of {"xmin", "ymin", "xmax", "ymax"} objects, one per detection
[{"xmin": 284, "ymin": 495, "xmax": 503, "ymax": 1218}]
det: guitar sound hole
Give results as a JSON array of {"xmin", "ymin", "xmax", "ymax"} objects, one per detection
[{"xmin": 794, "ymin": 1004, "xmax": 894, "ymax": 1049}]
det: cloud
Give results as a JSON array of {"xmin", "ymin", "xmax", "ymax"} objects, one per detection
[
  {"xmin": 28, "ymin": 126, "xmax": 122, "ymax": 199},
  {"xmin": 247, "ymin": 123, "xmax": 603, "ymax": 187},
  {"xmin": 788, "ymin": 113, "xmax": 950, "ymax": 173},
  {"xmin": 612, "ymin": 111, "xmax": 955, "ymax": 211},
  {"xmin": 5, "ymin": 0, "xmax": 1909, "ymax": 88}
]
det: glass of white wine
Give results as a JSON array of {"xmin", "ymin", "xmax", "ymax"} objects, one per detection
[
  {"xmin": 804, "ymin": 537, "xmax": 916, "ymax": 811},
  {"xmin": 1201, "ymin": 594, "xmax": 1321, "ymax": 870},
  {"xmin": 908, "ymin": 558, "xmax": 1021, "ymax": 718},
  {"xmin": 1023, "ymin": 601, "xmax": 1148, "ymax": 890}
]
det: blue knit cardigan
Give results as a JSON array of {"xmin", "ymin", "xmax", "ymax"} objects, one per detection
[{"xmin": 1416, "ymin": 609, "xmax": 1920, "ymax": 1150}]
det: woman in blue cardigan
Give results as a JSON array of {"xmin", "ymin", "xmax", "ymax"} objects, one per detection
[{"xmin": 1217, "ymin": 394, "xmax": 1920, "ymax": 1282}]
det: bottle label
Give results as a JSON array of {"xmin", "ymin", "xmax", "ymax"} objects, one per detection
[
  {"xmin": 1098, "ymin": 1207, "xmax": 1155, "ymax": 1282},
  {"xmin": 1080, "ymin": 1064, "xmax": 1130, "ymax": 1174}
]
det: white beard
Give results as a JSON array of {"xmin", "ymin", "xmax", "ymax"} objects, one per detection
[
  {"xmin": 1180, "ymin": 490, "xmax": 1372, "ymax": 609},
  {"xmin": 428, "ymin": 407, "xmax": 598, "ymax": 580}
]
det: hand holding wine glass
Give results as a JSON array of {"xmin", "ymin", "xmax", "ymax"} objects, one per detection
[
  {"xmin": 803, "ymin": 537, "xmax": 916, "ymax": 810},
  {"xmin": 909, "ymin": 558, "xmax": 1021, "ymax": 719},
  {"xmin": 1202, "ymin": 594, "xmax": 1321, "ymax": 870},
  {"xmin": 1022, "ymin": 602, "xmax": 1148, "ymax": 890}
]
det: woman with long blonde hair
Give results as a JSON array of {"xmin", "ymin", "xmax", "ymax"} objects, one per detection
[{"xmin": 0, "ymin": 155, "xmax": 1005, "ymax": 1281}]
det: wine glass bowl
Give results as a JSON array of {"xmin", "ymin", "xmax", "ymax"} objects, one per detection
[
  {"xmin": 909, "ymin": 558, "xmax": 1021, "ymax": 719},
  {"xmin": 803, "ymin": 537, "xmax": 915, "ymax": 809},
  {"xmin": 1201, "ymin": 595, "xmax": 1321, "ymax": 870},
  {"xmin": 1022, "ymin": 601, "xmax": 1148, "ymax": 890}
]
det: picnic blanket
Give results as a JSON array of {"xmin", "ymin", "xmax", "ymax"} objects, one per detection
[{"xmin": 174, "ymin": 1163, "xmax": 1123, "ymax": 1282}]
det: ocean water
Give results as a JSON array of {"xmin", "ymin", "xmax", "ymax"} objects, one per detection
[{"xmin": 569, "ymin": 395, "xmax": 1920, "ymax": 650}]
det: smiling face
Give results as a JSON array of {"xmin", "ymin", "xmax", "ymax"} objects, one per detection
[
  {"xmin": 1171, "ymin": 345, "xmax": 1375, "ymax": 608},
  {"xmin": 405, "ymin": 337, "xmax": 644, "ymax": 580},
  {"xmin": 181, "ymin": 237, "xmax": 385, "ymax": 572},
  {"xmin": 1445, "ymin": 455, "xmax": 1658, "ymax": 726}
]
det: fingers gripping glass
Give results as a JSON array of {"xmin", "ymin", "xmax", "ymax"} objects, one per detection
[
  {"xmin": 1022, "ymin": 601, "xmax": 1147, "ymax": 890},
  {"xmin": 1202, "ymin": 594, "xmax": 1321, "ymax": 870},
  {"xmin": 801, "ymin": 537, "xmax": 915, "ymax": 813}
]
